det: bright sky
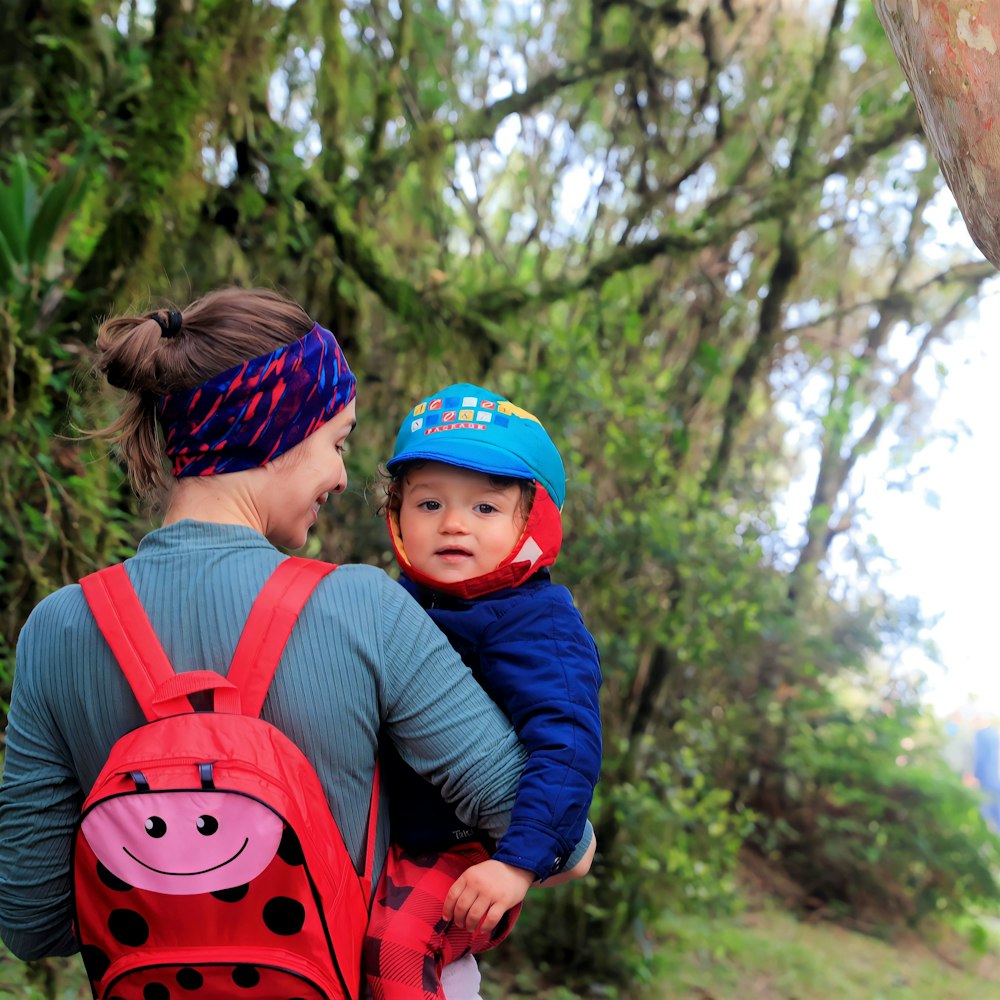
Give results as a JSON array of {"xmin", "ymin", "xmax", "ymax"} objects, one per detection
[{"xmin": 863, "ymin": 294, "xmax": 1000, "ymax": 716}]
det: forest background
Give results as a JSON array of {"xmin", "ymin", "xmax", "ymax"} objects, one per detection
[{"xmin": 2, "ymin": 0, "xmax": 1000, "ymax": 996}]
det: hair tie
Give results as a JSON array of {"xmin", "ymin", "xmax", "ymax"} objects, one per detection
[{"xmin": 147, "ymin": 310, "xmax": 183, "ymax": 338}]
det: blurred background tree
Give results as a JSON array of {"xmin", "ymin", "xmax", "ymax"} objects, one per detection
[{"xmin": 2, "ymin": 0, "xmax": 998, "ymax": 994}]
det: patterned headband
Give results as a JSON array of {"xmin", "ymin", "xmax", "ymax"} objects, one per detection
[{"xmin": 157, "ymin": 323, "xmax": 356, "ymax": 478}]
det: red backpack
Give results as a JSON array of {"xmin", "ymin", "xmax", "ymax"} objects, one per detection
[{"xmin": 74, "ymin": 557, "xmax": 378, "ymax": 1000}]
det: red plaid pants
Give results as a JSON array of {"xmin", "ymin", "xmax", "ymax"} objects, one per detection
[{"xmin": 364, "ymin": 842, "xmax": 521, "ymax": 1000}]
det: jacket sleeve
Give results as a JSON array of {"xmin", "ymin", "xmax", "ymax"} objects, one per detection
[
  {"xmin": 0, "ymin": 597, "xmax": 83, "ymax": 960},
  {"xmin": 479, "ymin": 585, "xmax": 602, "ymax": 879}
]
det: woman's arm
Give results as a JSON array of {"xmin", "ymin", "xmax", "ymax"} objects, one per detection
[{"xmin": 0, "ymin": 596, "xmax": 83, "ymax": 959}]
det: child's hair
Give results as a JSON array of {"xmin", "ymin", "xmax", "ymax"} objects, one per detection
[
  {"xmin": 85, "ymin": 287, "xmax": 315, "ymax": 503},
  {"xmin": 379, "ymin": 460, "xmax": 537, "ymax": 523}
]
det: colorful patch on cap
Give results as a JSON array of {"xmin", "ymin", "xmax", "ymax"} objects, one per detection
[
  {"xmin": 497, "ymin": 400, "xmax": 541, "ymax": 423},
  {"xmin": 388, "ymin": 382, "xmax": 567, "ymax": 510}
]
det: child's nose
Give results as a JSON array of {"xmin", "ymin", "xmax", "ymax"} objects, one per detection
[{"xmin": 441, "ymin": 510, "xmax": 468, "ymax": 532}]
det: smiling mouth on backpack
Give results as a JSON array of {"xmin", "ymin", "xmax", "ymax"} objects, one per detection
[{"xmin": 123, "ymin": 837, "xmax": 249, "ymax": 875}]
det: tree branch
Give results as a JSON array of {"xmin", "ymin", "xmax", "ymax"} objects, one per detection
[{"xmin": 366, "ymin": 46, "xmax": 640, "ymax": 190}]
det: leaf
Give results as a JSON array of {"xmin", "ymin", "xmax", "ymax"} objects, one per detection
[
  {"xmin": 26, "ymin": 162, "xmax": 89, "ymax": 266},
  {"xmin": 0, "ymin": 223, "xmax": 16, "ymax": 289},
  {"xmin": 0, "ymin": 154, "xmax": 31, "ymax": 265}
]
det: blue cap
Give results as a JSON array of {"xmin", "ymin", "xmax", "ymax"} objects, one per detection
[{"xmin": 387, "ymin": 383, "xmax": 566, "ymax": 508}]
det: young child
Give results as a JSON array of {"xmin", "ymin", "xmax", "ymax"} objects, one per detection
[{"xmin": 365, "ymin": 383, "xmax": 603, "ymax": 1000}]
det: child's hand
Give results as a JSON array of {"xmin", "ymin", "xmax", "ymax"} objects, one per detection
[{"xmin": 442, "ymin": 859, "xmax": 534, "ymax": 933}]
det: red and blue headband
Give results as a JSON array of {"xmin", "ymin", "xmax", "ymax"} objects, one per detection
[{"xmin": 157, "ymin": 323, "xmax": 356, "ymax": 478}]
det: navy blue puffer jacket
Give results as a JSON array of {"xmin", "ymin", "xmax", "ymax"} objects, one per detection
[{"xmin": 383, "ymin": 570, "xmax": 602, "ymax": 879}]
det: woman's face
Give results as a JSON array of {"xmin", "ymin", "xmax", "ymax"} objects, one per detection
[{"xmin": 260, "ymin": 399, "xmax": 356, "ymax": 549}]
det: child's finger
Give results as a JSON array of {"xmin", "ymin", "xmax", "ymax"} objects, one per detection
[
  {"xmin": 477, "ymin": 900, "xmax": 508, "ymax": 935},
  {"xmin": 442, "ymin": 875, "xmax": 466, "ymax": 920},
  {"xmin": 461, "ymin": 894, "xmax": 490, "ymax": 933},
  {"xmin": 449, "ymin": 887, "xmax": 477, "ymax": 929}
]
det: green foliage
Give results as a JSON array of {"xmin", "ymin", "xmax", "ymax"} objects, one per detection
[
  {"xmin": 0, "ymin": 152, "xmax": 134, "ymax": 696},
  {"xmin": 750, "ymin": 690, "xmax": 1000, "ymax": 925},
  {"xmin": 0, "ymin": 153, "xmax": 88, "ymax": 289},
  {"xmin": 506, "ymin": 728, "xmax": 753, "ymax": 987}
]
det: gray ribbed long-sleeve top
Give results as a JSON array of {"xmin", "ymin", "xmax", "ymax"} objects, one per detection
[{"xmin": 0, "ymin": 520, "xmax": 526, "ymax": 960}]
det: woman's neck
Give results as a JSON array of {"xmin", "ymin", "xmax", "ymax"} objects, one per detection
[{"xmin": 162, "ymin": 474, "xmax": 266, "ymax": 535}]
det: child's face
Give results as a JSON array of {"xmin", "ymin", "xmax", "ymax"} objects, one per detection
[{"xmin": 398, "ymin": 461, "xmax": 527, "ymax": 585}]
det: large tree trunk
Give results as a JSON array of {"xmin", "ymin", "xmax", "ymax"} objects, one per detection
[{"xmin": 874, "ymin": 0, "xmax": 1000, "ymax": 269}]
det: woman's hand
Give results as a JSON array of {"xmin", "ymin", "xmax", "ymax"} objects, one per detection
[{"xmin": 442, "ymin": 859, "xmax": 534, "ymax": 933}]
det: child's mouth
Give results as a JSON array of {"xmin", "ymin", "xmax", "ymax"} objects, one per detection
[{"xmin": 436, "ymin": 548, "xmax": 472, "ymax": 559}]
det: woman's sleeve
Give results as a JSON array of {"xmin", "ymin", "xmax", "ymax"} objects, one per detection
[
  {"xmin": 0, "ymin": 604, "xmax": 83, "ymax": 959},
  {"xmin": 375, "ymin": 579, "xmax": 527, "ymax": 842}
]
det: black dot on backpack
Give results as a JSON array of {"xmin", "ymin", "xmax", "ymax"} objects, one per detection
[
  {"xmin": 108, "ymin": 908, "xmax": 149, "ymax": 946},
  {"xmin": 210, "ymin": 882, "xmax": 249, "ymax": 903},
  {"xmin": 175, "ymin": 967, "xmax": 203, "ymax": 990},
  {"xmin": 262, "ymin": 896, "xmax": 305, "ymax": 935},
  {"xmin": 277, "ymin": 826, "xmax": 304, "ymax": 866},
  {"xmin": 143, "ymin": 983, "xmax": 170, "ymax": 1000},
  {"xmin": 96, "ymin": 862, "xmax": 133, "ymax": 892},
  {"xmin": 80, "ymin": 944, "xmax": 110, "ymax": 980},
  {"xmin": 231, "ymin": 965, "xmax": 260, "ymax": 988}
]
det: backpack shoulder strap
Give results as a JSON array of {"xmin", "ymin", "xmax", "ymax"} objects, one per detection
[
  {"xmin": 227, "ymin": 556, "xmax": 337, "ymax": 717},
  {"xmin": 79, "ymin": 563, "xmax": 189, "ymax": 722}
]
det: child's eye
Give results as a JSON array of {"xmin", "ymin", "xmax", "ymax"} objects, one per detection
[
  {"xmin": 418, "ymin": 500, "xmax": 441, "ymax": 511},
  {"xmin": 474, "ymin": 503, "xmax": 498, "ymax": 515},
  {"xmin": 336, "ymin": 441, "xmax": 349, "ymax": 454}
]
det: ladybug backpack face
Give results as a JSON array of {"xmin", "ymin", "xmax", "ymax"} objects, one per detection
[
  {"xmin": 75, "ymin": 559, "xmax": 378, "ymax": 1000},
  {"xmin": 81, "ymin": 782, "xmax": 286, "ymax": 895}
]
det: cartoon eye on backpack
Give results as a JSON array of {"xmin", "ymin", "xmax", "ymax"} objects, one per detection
[{"xmin": 75, "ymin": 558, "xmax": 378, "ymax": 1000}]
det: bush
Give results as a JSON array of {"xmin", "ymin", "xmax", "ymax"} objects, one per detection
[
  {"xmin": 749, "ymin": 693, "xmax": 1000, "ymax": 926},
  {"xmin": 499, "ymin": 728, "xmax": 754, "ymax": 987}
]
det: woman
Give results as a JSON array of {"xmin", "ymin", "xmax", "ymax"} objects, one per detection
[{"xmin": 0, "ymin": 288, "xmax": 580, "ymax": 989}]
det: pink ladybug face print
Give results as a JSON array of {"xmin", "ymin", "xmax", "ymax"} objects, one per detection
[{"xmin": 80, "ymin": 790, "xmax": 284, "ymax": 895}]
